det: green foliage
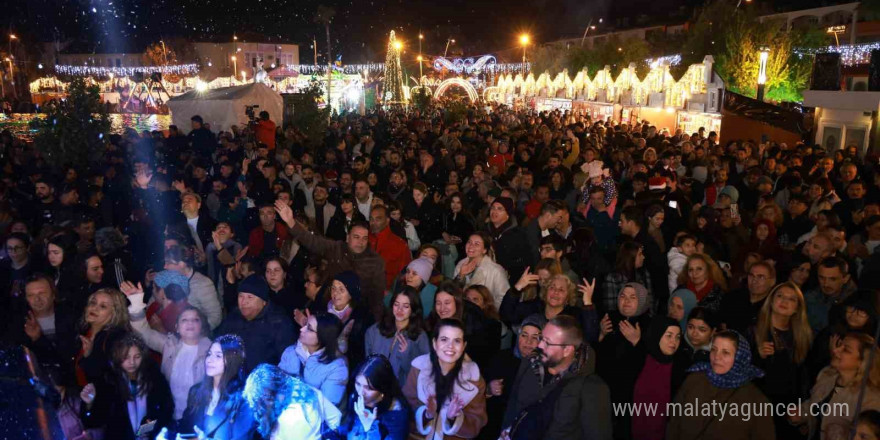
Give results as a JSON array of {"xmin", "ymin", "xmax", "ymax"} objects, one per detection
[
  {"xmin": 680, "ymin": 0, "xmax": 827, "ymax": 102},
  {"xmin": 532, "ymin": 37, "xmax": 651, "ymax": 78},
  {"xmin": 32, "ymin": 77, "xmax": 110, "ymax": 172},
  {"xmin": 411, "ymin": 87, "xmax": 432, "ymax": 111},
  {"xmin": 289, "ymin": 77, "xmax": 330, "ymax": 148}
]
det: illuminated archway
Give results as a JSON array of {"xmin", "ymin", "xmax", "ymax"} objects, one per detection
[{"xmin": 434, "ymin": 78, "xmax": 479, "ymax": 102}]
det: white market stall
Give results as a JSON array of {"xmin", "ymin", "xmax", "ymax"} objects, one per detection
[{"xmin": 167, "ymin": 83, "xmax": 282, "ymax": 133}]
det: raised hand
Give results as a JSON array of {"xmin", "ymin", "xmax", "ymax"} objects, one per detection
[
  {"xmin": 294, "ymin": 308, "xmax": 310, "ymax": 327},
  {"xmin": 598, "ymin": 314, "xmax": 613, "ymax": 342},
  {"xmin": 619, "ymin": 320, "xmax": 641, "ymax": 346},
  {"xmin": 275, "ymin": 200, "xmax": 295, "ymax": 227},
  {"xmin": 235, "ymin": 246, "xmax": 249, "ymax": 262},
  {"xmin": 119, "ymin": 281, "xmax": 144, "ymax": 297},
  {"xmin": 212, "ymin": 230, "xmax": 223, "ymax": 249},
  {"xmin": 758, "ymin": 342, "xmax": 775, "ymax": 359},
  {"xmin": 514, "ymin": 267, "xmax": 540, "ymax": 291},
  {"xmin": 446, "ymin": 395, "xmax": 464, "ymax": 420},
  {"xmin": 395, "ymin": 331, "xmax": 409, "ymax": 353},
  {"xmin": 172, "ymin": 179, "xmax": 186, "ymax": 193},
  {"xmin": 578, "ymin": 277, "xmax": 596, "ymax": 306},
  {"xmin": 134, "ymin": 170, "xmax": 152, "ymax": 189},
  {"xmin": 80, "ymin": 383, "xmax": 96, "ymax": 405},
  {"xmin": 459, "ymin": 258, "xmax": 479, "ymax": 278}
]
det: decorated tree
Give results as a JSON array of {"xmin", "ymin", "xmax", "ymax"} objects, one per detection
[
  {"xmin": 32, "ymin": 77, "xmax": 110, "ymax": 172},
  {"xmin": 383, "ymin": 31, "xmax": 407, "ymax": 104},
  {"xmin": 678, "ymin": 0, "xmax": 825, "ymax": 102}
]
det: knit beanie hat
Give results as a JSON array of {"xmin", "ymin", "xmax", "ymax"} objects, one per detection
[
  {"xmin": 239, "ymin": 274, "xmax": 270, "ymax": 302},
  {"xmin": 332, "ymin": 270, "xmax": 362, "ymax": 303},
  {"xmin": 154, "ymin": 270, "xmax": 190, "ymax": 297},
  {"xmin": 492, "ymin": 197, "xmax": 515, "ymax": 217},
  {"xmin": 718, "ymin": 185, "xmax": 740, "ymax": 204},
  {"xmin": 406, "ymin": 258, "xmax": 434, "ymax": 284}
]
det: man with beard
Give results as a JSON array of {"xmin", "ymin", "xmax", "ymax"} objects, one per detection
[
  {"xmin": 31, "ymin": 178, "xmax": 60, "ymax": 231},
  {"xmin": 500, "ymin": 315, "xmax": 612, "ymax": 440},
  {"xmin": 387, "ymin": 169, "xmax": 412, "ymax": 206},
  {"xmin": 305, "ymin": 182, "xmax": 335, "ymax": 236}
]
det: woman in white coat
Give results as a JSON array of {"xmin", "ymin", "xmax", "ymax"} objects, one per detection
[
  {"xmin": 120, "ymin": 280, "xmax": 213, "ymax": 422},
  {"xmin": 453, "ymin": 232, "xmax": 509, "ymax": 310}
]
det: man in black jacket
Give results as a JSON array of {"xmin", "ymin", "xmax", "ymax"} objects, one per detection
[
  {"xmin": 487, "ymin": 197, "xmax": 534, "ymax": 285},
  {"xmin": 215, "ymin": 275, "xmax": 296, "ymax": 372},
  {"xmin": 501, "ymin": 315, "xmax": 612, "ymax": 440},
  {"xmin": 5, "ymin": 274, "xmax": 79, "ymax": 384}
]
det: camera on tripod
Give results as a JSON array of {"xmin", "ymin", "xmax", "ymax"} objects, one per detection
[{"xmin": 245, "ymin": 104, "xmax": 260, "ymax": 124}]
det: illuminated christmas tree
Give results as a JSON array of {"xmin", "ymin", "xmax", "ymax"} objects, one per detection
[{"xmin": 383, "ymin": 31, "xmax": 407, "ymax": 105}]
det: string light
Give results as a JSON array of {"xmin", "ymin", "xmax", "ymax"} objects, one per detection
[
  {"xmin": 794, "ymin": 42, "xmax": 880, "ymax": 67},
  {"xmin": 54, "ymin": 64, "xmax": 200, "ymax": 77}
]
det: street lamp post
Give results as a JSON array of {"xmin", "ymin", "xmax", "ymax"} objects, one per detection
[
  {"xmin": 417, "ymin": 55, "xmax": 423, "ymax": 81},
  {"xmin": 757, "ymin": 46, "xmax": 769, "ymax": 102},
  {"xmin": 8, "ymin": 34, "xmax": 16, "ymax": 98},
  {"xmin": 444, "ymin": 38, "xmax": 455, "ymax": 58},
  {"xmin": 519, "ymin": 34, "xmax": 530, "ymax": 76},
  {"xmin": 231, "ymin": 55, "xmax": 237, "ymax": 78}
]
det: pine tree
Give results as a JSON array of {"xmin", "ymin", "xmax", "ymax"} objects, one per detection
[{"xmin": 383, "ymin": 31, "xmax": 407, "ymax": 105}]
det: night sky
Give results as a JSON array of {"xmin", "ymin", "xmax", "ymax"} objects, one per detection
[{"xmin": 4, "ymin": 0, "xmax": 832, "ymax": 62}]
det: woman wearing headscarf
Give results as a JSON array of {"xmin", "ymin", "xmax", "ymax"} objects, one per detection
[
  {"xmin": 325, "ymin": 270, "xmax": 371, "ymax": 369},
  {"xmin": 667, "ymin": 330, "xmax": 775, "ymax": 440},
  {"xmin": 668, "ymin": 288, "xmax": 697, "ymax": 333},
  {"xmin": 596, "ymin": 282, "xmax": 653, "ymax": 438},
  {"xmin": 631, "ymin": 316, "xmax": 690, "ymax": 440},
  {"xmin": 680, "ymin": 307, "xmax": 720, "ymax": 367}
]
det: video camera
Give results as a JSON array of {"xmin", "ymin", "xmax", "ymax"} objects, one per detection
[{"xmin": 245, "ymin": 104, "xmax": 260, "ymax": 124}]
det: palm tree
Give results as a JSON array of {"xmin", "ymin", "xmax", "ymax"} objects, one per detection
[{"xmin": 314, "ymin": 6, "xmax": 335, "ymax": 114}]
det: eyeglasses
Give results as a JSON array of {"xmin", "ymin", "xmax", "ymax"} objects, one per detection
[
  {"xmin": 7, "ymin": 245, "xmax": 25, "ymax": 252},
  {"xmin": 539, "ymin": 337, "xmax": 572, "ymax": 347},
  {"xmin": 747, "ymin": 273, "xmax": 768, "ymax": 281}
]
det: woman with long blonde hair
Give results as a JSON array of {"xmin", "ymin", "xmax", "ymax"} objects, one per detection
[
  {"xmin": 752, "ymin": 281, "xmax": 814, "ymax": 439},
  {"xmin": 75, "ymin": 288, "xmax": 133, "ymax": 386},
  {"xmin": 791, "ymin": 332, "xmax": 880, "ymax": 439}
]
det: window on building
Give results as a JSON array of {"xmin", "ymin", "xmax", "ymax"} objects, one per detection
[{"xmin": 116, "ymin": 59, "xmax": 121, "ymax": 67}]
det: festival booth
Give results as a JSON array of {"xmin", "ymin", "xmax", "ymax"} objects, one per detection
[
  {"xmin": 167, "ymin": 83, "xmax": 282, "ymax": 134},
  {"xmin": 492, "ymin": 56, "xmax": 725, "ymax": 137}
]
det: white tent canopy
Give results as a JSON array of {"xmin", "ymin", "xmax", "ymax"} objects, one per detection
[{"xmin": 167, "ymin": 83, "xmax": 283, "ymax": 134}]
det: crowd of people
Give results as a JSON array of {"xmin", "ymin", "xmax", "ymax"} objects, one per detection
[{"xmin": 1, "ymin": 101, "xmax": 880, "ymax": 440}]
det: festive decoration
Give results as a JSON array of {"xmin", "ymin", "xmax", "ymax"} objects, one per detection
[
  {"xmin": 493, "ymin": 55, "xmax": 722, "ymax": 115},
  {"xmin": 794, "ymin": 42, "xmax": 880, "ymax": 67},
  {"xmin": 433, "ymin": 55, "xmax": 497, "ymax": 74},
  {"xmin": 383, "ymin": 31, "xmax": 407, "ymax": 104},
  {"xmin": 646, "ymin": 54, "xmax": 682, "ymax": 68},
  {"xmin": 284, "ymin": 63, "xmax": 384, "ymax": 75},
  {"xmin": 54, "ymin": 64, "xmax": 199, "ymax": 77},
  {"xmin": 433, "ymin": 78, "xmax": 479, "ymax": 102}
]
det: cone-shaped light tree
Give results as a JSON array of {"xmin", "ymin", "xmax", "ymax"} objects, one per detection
[{"xmin": 383, "ymin": 31, "xmax": 407, "ymax": 105}]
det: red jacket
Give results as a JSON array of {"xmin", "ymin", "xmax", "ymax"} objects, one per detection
[
  {"xmin": 247, "ymin": 222, "xmax": 291, "ymax": 258},
  {"xmin": 370, "ymin": 226, "xmax": 411, "ymax": 289}
]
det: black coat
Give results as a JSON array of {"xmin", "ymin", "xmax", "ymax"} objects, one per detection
[
  {"xmin": 216, "ymin": 303, "xmax": 296, "ymax": 372},
  {"xmin": 488, "ymin": 221, "xmax": 534, "ymax": 286},
  {"xmin": 480, "ymin": 349, "xmax": 523, "ymax": 440},
  {"xmin": 326, "ymin": 210, "xmax": 367, "ymax": 242},
  {"xmin": 82, "ymin": 362, "xmax": 174, "ymax": 440},
  {"xmin": 5, "ymin": 303, "xmax": 80, "ymax": 384},
  {"xmin": 179, "ymin": 386, "xmax": 256, "ymax": 440}
]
